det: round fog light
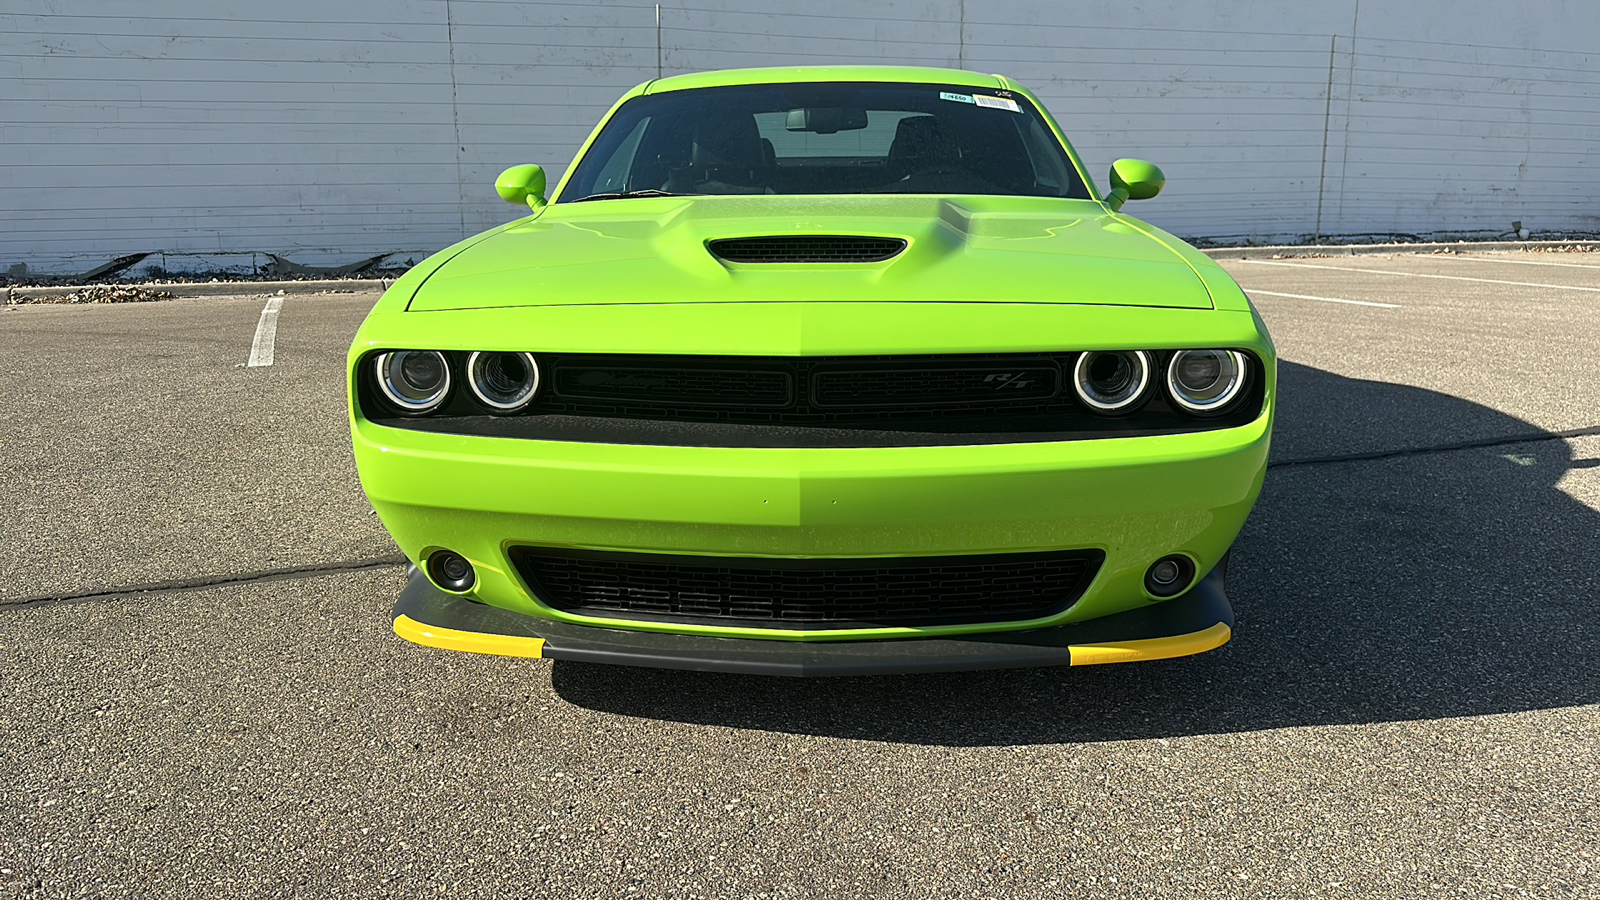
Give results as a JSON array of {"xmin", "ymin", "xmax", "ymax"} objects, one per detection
[
  {"xmin": 1144, "ymin": 555, "xmax": 1196, "ymax": 598},
  {"xmin": 427, "ymin": 550, "xmax": 476, "ymax": 592}
]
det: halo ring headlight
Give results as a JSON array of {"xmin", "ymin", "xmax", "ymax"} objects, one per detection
[
  {"xmin": 1072, "ymin": 350, "xmax": 1152, "ymax": 414},
  {"xmin": 467, "ymin": 351, "xmax": 540, "ymax": 412},
  {"xmin": 1167, "ymin": 349, "xmax": 1248, "ymax": 415},
  {"xmin": 374, "ymin": 350, "xmax": 451, "ymax": 414}
]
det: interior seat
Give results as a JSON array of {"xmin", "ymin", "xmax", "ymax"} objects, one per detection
[{"xmin": 886, "ymin": 116, "xmax": 961, "ymax": 182}]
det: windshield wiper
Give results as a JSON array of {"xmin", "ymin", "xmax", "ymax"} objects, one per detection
[{"xmin": 570, "ymin": 189, "xmax": 688, "ymax": 202}]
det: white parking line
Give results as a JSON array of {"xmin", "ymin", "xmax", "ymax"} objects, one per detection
[
  {"xmin": 1238, "ymin": 258, "xmax": 1600, "ymax": 293},
  {"xmin": 1243, "ymin": 288, "xmax": 1399, "ymax": 309},
  {"xmin": 1427, "ymin": 254, "xmax": 1600, "ymax": 271},
  {"xmin": 246, "ymin": 297, "xmax": 283, "ymax": 368}
]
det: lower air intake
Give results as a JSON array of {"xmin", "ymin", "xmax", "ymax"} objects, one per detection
[{"xmin": 511, "ymin": 547, "xmax": 1104, "ymax": 629}]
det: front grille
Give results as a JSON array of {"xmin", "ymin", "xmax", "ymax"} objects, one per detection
[
  {"xmin": 708, "ymin": 236, "xmax": 907, "ymax": 264},
  {"xmin": 361, "ymin": 351, "xmax": 1268, "ymax": 447},
  {"xmin": 555, "ymin": 361, "xmax": 792, "ymax": 407},
  {"xmin": 510, "ymin": 547, "xmax": 1104, "ymax": 629},
  {"xmin": 533, "ymin": 353, "xmax": 1077, "ymax": 426}
]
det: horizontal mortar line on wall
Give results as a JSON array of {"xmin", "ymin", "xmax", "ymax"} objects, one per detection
[
  {"xmin": 668, "ymin": 4, "xmax": 958, "ymax": 25},
  {"xmin": 965, "ymin": 42, "xmax": 1335, "ymax": 56},
  {"xmin": 10, "ymin": 212, "xmax": 481, "ymax": 228},
  {"xmin": 0, "ymin": 138, "xmax": 481, "ymax": 147},
  {"xmin": 1332, "ymin": 130, "xmax": 1600, "ymax": 146},
  {"xmin": 1040, "ymin": 96, "xmax": 1331, "ymax": 107},
  {"xmin": 1348, "ymin": 66, "xmax": 1600, "ymax": 85},
  {"xmin": 654, "ymin": 47, "xmax": 953, "ymax": 61},
  {"xmin": 962, "ymin": 47, "xmax": 1337, "ymax": 64},
  {"xmin": 3, "ymin": 25, "xmax": 657, "ymax": 44},
  {"xmin": 1, "ymin": 159, "xmax": 514, "ymax": 168},
  {"xmin": 3, "ymin": 11, "xmax": 460, "ymax": 27},
  {"xmin": 7, "ymin": 219, "xmax": 475, "ymax": 235},
  {"xmin": 9, "ymin": 204, "xmax": 482, "ymax": 216},
  {"xmin": 0, "ymin": 74, "xmax": 648, "ymax": 88},
  {"xmin": 1351, "ymin": 58, "xmax": 1600, "ymax": 78},
  {"xmin": 1321, "ymin": 46, "xmax": 1600, "ymax": 71},
  {"xmin": 0, "ymin": 46, "xmax": 659, "ymax": 63},
  {"xmin": 1322, "ymin": 135, "xmax": 1600, "ymax": 150},
  {"xmin": 446, "ymin": 0, "xmax": 665, "ymax": 10},
  {"xmin": 1342, "ymin": 97, "xmax": 1600, "ymax": 117},
  {"xmin": 1346, "ymin": 78, "xmax": 1600, "ymax": 96},
  {"xmin": 658, "ymin": 26, "xmax": 964, "ymax": 46},
  {"xmin": 1349, "ymin": 39, "xmax": 1600, "ymax": 63}
]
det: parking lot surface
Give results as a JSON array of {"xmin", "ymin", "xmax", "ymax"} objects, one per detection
[{"xmin": 2, "ymin": 251, "xmax": 1597, "ymax": 898}]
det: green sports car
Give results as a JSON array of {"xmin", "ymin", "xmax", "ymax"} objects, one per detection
[{"xmin": 349, "ymin": 65, "xmax": 1274, "ymax": 676}]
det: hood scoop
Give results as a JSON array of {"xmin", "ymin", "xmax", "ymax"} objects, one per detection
[{"xmin": 707, "ymin": 235, "xmax": 908, "ymax": 264}]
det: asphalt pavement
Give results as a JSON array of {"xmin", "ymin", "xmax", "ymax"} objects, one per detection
[{"xmin": 1, "ymin": 251, "xmax": 1597, "ymax": 898}]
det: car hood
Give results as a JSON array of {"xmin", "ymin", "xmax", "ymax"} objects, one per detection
[{"xmin": 408, "ymin": 195, "xmax": 1213, "ymax": 312}]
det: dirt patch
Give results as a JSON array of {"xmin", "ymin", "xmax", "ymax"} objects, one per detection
[{"xmin": 8, "ymin": 284, "xmax": 176, "ymax": 305}]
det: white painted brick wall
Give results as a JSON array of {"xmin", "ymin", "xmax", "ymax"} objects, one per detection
[{"xmin": 2, "ymin": 0, "xmax": 1595, "ymax": 275}]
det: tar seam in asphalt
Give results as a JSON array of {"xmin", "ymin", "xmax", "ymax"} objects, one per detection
[
  {"xmin": 1, "ymin": 557, "xmax": 407, "ymax": 610},
  {"xmin": 8, "ymin": 425, "xmax": 1595, "ymax": 610}
]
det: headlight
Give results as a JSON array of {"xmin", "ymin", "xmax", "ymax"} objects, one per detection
[
  {"xmin": 467, "ymin": 351, "xmax": 540, "ymax": 412},
  {"xmin": 374, "ymin": 350, "xmax": 451, "ymax": 414},
  {"xmin": 1167, "ymin": 349, "xmax": 1248, "ymax": 414},
  {"xmin": 1072, "ymin": 350, "xmax": 1151, "ymax": 414}
]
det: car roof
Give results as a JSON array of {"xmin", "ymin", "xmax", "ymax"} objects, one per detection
[{"xmin": 643, "ymin": 65, "xmax": 1011, "ymax": 94}]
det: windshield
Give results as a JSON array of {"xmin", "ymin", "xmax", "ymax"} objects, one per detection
[{"xmin": 559, "ymin": 82, "xmax": 1091, "ymax": 202}]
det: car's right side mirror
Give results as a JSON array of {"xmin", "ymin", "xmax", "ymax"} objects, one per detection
[
  {"xmin": 1103, "ymin": 159, "xmax": 1165, "ymax": 211},
  {"xmin": 495, "ymin": 164, "xmax": 548, "ymax": 211}
]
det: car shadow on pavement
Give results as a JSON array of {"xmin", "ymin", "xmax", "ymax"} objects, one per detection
[{"xmin": 551, "ymin": 362, "xmax": 1600, "ymax": 745}]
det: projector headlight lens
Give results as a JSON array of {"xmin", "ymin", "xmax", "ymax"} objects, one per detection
[
  {"xmin": 1167, "ymin": 349, "xmax": 1248, "ymax": 415},
  {"xmin": 374, "ymin": 350, "xmax": 451, "ymax": 414},
  {"xmin": 1072, "ymin": 350, "xmax": 1151, "ymax": 414},
  {"xmin": 467, "ymin": 351, "xmax": 540, "ymax": 412}
]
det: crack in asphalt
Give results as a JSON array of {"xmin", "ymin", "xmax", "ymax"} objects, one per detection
[
  {"xmin": 1268, "ymin": 424, "xmax": 1600, "ymax": 469},
  {"xmin": 8, "ymin": 426, "xmax": 1598, "ymax": 611},
  {"xmin": 1, "ymin": 556, "xmax": 408, "ymax": 610}
]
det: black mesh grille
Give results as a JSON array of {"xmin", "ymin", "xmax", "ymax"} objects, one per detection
[
  {"xmin": 510, "ymin": 547, "xmax": 1104, "ymax": 629},
  {"xmin": 708, "ymin": 236, "xmax": 907, "ymax": 264},
  {"xmin": 534, "ymin": 353, "xmax": 1075, "ymax": 425},
  {"xmin": 556, "ymin": 363, "xmax": 792, "ymax": 407},
  {"xmin": 361, "ymin": 351, "xmax": 1268, "ymax": 446}
]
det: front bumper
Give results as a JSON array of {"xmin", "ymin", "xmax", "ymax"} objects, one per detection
[
  {"xmin": 355, "ymin": 413, "xmax": 1269, "ymax": 639},
  {"xmin": 392, "ymin": 557, "xmax": 1234, "ymax": 676}
]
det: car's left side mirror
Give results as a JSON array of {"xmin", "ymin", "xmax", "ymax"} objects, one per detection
[
  {"xmin": 1103, "ymin": 159, "xmax": 1165, "ymax": 212},
  {"xmin": 495, "ymin": 164, "xmax": 547, "ymax": 211}
]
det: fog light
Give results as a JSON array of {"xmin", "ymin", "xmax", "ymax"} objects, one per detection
[
  {"xmin": 1144, "ymin": 554, "xmax": 1195, "ymax": 598},
  {"xmin": 427, "ymin": 550, "xmax": 476, "ymax": 592}
]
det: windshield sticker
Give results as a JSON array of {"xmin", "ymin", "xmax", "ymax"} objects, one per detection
[
  {"xmin": 939, "ymin": 91, "xmax": 977, "ymax": 104},
  {"xmin": 974, "ymin": 95, "xmax": 1022, "ymax": 113}
]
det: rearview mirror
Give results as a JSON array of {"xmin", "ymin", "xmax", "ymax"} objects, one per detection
[
  {"xmin": 495, "ymin": 164, "xmax": 547, "ymax": 211},
  {"xmin": 784, "ymin": 106, "xmax": 868, "ymax": 134},
  {"xmin": 1103, "ymin": 159, "xmax": 1165, "ymax": 212}
]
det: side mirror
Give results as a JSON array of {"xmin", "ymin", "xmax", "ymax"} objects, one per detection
[
  {"xmin": 495, "ymin": 164, "xmax": 547, "ymax": 211},
  {"xmin": 1103, "ymin": 159, "xmax": 1165, "ymax": 212}
]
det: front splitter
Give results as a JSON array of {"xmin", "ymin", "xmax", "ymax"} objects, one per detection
[{"xmin": 391, "ymin": 560, "xmax": 1233, "ymax": 677}]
